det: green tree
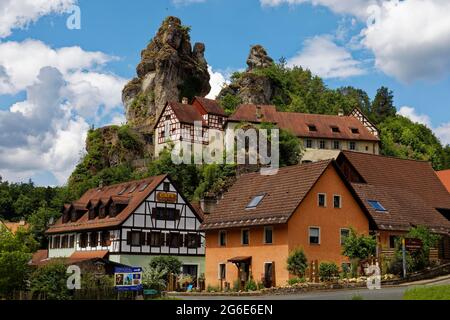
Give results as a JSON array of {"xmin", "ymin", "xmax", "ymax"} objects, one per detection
[
  {"xmin": 370, "ymin": 86, "xmax": 396, "ymax": 124},
  {"xmin": 30, "ymin": 260, "xmax": 71, "ymax": 300},
  {"xmin": 407, "ymin": 226, "xmax": 441, "ymax": 270},
  {"xmin": 342, "ymin": 228, "xmax": 377, "ymax": 261},
  {"xmin": 0, "ymin": 226, "xmax": 38, "ymax": 298},
  {"xmin": 142, "ymin": 266, "xmax": 168, "ymax": 291},
  {"xmin": 13, "ymin": 194, "xmax": 34, "ymax": 218},
  {"xmin": 28, "ymin": 205, "xmax": 61, "ymax": 247},
  {"xmin": 148, "ymin": 256, "xmax": 182, "ymax": 279},
  {"xmin": 286, "ymin": 248, "xmax": 308, "ymax": 277}
]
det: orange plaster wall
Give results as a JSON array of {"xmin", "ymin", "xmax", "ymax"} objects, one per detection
[
  {"xmin": 287, "ymin": 166, "xmax": 370, "ymax": 267},
  {"xmin": 205, "ymin": 225, "xmax": 289, "ymax": 288}
]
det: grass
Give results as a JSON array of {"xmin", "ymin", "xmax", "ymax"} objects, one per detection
[
  {"xmin": 404, "ymin": 285, "xmax": 450, "ymax": 300},
  {"xmin": 351, "ymin": 294, "xmax": 364, "ymax": 300}
]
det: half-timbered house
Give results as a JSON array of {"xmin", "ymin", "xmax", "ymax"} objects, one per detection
[{"xmin": 45, "ymin": 175, "xmax": 206, "ymax": 279}]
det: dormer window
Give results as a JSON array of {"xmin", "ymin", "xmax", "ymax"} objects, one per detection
[
  {"xmin": 331, "ymin": 126, "xmax": 340, "ymax": 133},
  {"xmin": 351, "ymin": 128, "xmax": 360, "ymax": 134},
  {"xmin": 246, "ymin": 194, "xmax": 265, "ymax": 209},
  {"xmin": 308, "ymin": 125, "xmax": 317, "ymax": 132},
  {"xmin": 118, "ymin": 186, "xmax": 128, "ymax": 195}
]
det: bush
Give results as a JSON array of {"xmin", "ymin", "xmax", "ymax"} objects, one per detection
[
  {"xmin": 245, "ymin": 277, "xmax": 258, "ymax": 292},
  {"xmin": 287, "ymin": 248, "xmax": 308, "ymax": 277},
  {"xmin": 319, "ymin": 262, "xmax": 339, "ymax": 282},
  {"xmin": 342, "ymin": 229, "xmax": 377, "ymax": 261},
  {"xmin": 30, "ymin": 260, "xmax": 71, "ymax": 300},
  {"xmin": 206, "ymin": 284, "xmax": 220, "ymax": 292},
  {"xmin": 142, "ymin": 266, "xmax": 168, "ymax": 291},
  {"xmin": 149, "ymin": 256, "xmax": 182, "ymax": 279},
  {"xmin": 287, "ymin": 277, "xmax": 306, "ymax": 286}
]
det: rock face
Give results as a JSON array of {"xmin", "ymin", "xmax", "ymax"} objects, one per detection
[
  {"xmin": 122, "ymin": 16, "xmax": 211, "ymax": 129},
  {"xmin": 218, "ymin": 45, "xmax": 275, "ymax": 105}
]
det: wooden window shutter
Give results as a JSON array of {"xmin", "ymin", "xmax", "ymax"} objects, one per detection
[{"xmin": 126, "ymin": 231, "xmax": 131, "ymax": 245}]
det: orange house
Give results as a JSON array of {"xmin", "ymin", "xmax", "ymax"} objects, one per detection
[{"xmin": 201, "ymin": 160, "xmax": 372, "ymax": 288}]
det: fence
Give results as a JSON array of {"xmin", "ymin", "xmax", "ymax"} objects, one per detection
[{"xmin": 11, "ymin": 289, "xmax": 138, "ymax": 301}]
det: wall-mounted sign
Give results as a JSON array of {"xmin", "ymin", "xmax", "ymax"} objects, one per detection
[
  {"xmin": 156, "ymin": 192, "xmax": 177, "ymax": 203},
  {"xmin": 114, "ymin": 267, "xmax": 143, "ymax": 291},
  {"xmin": 405, "ymin": 238, "xmax": 423, "ymax": 252}
]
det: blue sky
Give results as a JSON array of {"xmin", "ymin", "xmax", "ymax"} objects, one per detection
[{"xmin": 1, "ymin": 0, "xmax": 450, "ymax": 186}]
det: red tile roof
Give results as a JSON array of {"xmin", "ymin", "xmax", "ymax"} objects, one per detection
[
  {"xmin": 201, "ymin": 160, "xmax": 333, "ymax": 230},
  {"xmin": 0, "ymin": 220, "xmax": 28, "ymax": 234},
  {"xmin": 437, "ymin": 170, "xmax": 450, "ymax": 193},
  {"xmin": 229, "ymin": 104, "xmax": 379, "ymax": 142},
  {"xmin": 338, "ymin": 151, "xmax": 450, "ymax": 233},
  {"xmin": 69, "ymin": 250, "xmax": 109, "ymax": 262},
  {"xmin": 46, "ymin": 175, "xmax": 168, "ymax": 234},
  {"xmin": 169, "ymin": 101, "xmax": 205, "ymax": 125},
  {"xmin": 193, "ymin": 97, "xmax": 227, "ymax": 116},
  {"xmin": 30, "ymin": 249, "xmax": 49, "ymax": 266}
]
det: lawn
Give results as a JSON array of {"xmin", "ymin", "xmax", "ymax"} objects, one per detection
[{"xmin": 404, "ymin": 285, "xmax": 450, "ymax": 300}]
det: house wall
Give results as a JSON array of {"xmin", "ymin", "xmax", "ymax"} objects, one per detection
[
  {"xmin": 287, "ymin": 165, "xmax": 370, "ymax": 267},
  {"xmin": 205, "ymin": 225, "xmax": 289, "ymax": 288}
]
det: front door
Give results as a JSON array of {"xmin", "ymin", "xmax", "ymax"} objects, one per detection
[{"xmin": 264, "ymin": 262, "xmax": 274, "ymax": 288}]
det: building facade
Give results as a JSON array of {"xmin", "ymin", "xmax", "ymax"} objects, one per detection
[
  {"xmin": 201, "ymin": 160, "xmax": 371, "ymax": 288},
  {"xmin": 46, "ymin": 175, "xmax": 206, "ymax": 279}
]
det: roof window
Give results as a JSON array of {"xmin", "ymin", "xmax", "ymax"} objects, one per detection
[
  {"xmin": 118, "ymin": 186, "xmax": 128, "ymax": 195},
  {"xmin": 139, "ymin": 183, "xmax": 149, "ymax": 192},
  {"xmin": 351, "ymin": 128, "xmax": 360, "ymax": 134},
  {"xmin": 331, "ymin": 126, "xmax": 340, "ymax": 133},
  {"xmin": 368, "ymin": 200, "xmax": 387, "ymax": 212},
  {"xmin": 308, "ymin": 125, "xmax": 317, "ymax": 132},
  {"xmin": 246, "ymin": 194, "xmax": 266, "ymax": 209}
]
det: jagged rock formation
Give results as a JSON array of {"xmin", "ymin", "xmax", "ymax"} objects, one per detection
[
  {"xmin": 218, "ymin": 45, "xmax": 275, "ymax": 105},
  {"xmin": 122, "ymin": 16, "xmax": 211, "ymax": 129}
]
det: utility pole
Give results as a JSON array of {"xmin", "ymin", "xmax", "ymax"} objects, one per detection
[{"xmin": 402, "ymin": 238, "xmax": 407, "ymax": 278}]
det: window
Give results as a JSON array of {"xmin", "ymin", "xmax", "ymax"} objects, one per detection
[
  {"xmin": 318, "ymin": 193, "xmax": 326, "ymax": 207},
  {"xmin": 368, "ymin": 200, "xmax": 387, "ymax": 212},
  {"xmin": 308, "ymin": 125, "xmax": 317, "ymax": 132},
  {"xmin": 333, "ymin": 141, "xmax": 340, "ymax": 150},
  {"xmin": 101, "ymin": 231, "xmax": 111, "ymax": 247},
  {"xmin": 246, "ymin": 194, "xmax": 265, "ymax": 209},
  {"xmin": 89, "ymin": 232, "xmax": 98, "ymax": 248},
  {"xmin": 218, "ymin": 264, "xmax": 226, "ymax": 280},
  {"xmin": 309, "ymin": 227, "xmax": 320, "ymax": 245},
  {"xmin": 127, "ymin": 231, "xmax": 143, "ymax": 246},
  {"xmin": 148, "ymin": 232, "xmax": 162, "ymax": 247},
  {"xmin": 80, "ymin": 233, "xmax": 88, "ymax": 248},
  {"xmin": 139, "ymin": 183, "xmax": 149, "ymax": 192},
  {"xmin": 165, "ymin": 115, "xmax": 170, "ymax": 121},
  {"xmin": 340, "ymin": 229, "xmax": 350, "ymax": 245},
  {"xmin": 128, "ymin": 185, "xmax": 137, "ymax": 193},
  {"xmin": 163, "ymin": 182, "xmax": 171, "ymax": 192},
  {"xmin": 53, "ymin": 236, "xmax": 60, "ymax": 249},
  {"xmin": 118, "ymin": 186, "xmax": 128, "ymax": 195},
  {"xmin": 351, "ymin": 128, "xmax": 360, "ymax": 134},
  {"xmin": 152, "ymin": 207, "xmax": 181, "ymax": 220},
  {"xmin": 331, "ymin": 126, "xmax": 340, "ymax": 133},
  {"xmin": 69, "ymin": 235, "xmax": 75, "ymax": 248},
  {"xmin": 389, "ymin": 235, "xmax": 399, "ymax": 249},
  {"xmin": 349, "ymin": 141, "xmax": 356, "ymax": 150},
  {"xmin": 305, "ymin": 139, "xmax": 313, "ymax": 148},
  {"xmin": 333, "ymin": 195, "xmax": 342, "ymax": 209},
  {"xmin": 242, "ymin": 229, "xmax": 250, "ymax": 245},
  {"xmin": 365, "ymin": 146, "xmax": 369, "ymax": 151},
  {"xmin": 61, "ymin": 235, "xmax": 68, "ymax": 248},
  {"xmin": 168, "ymin": 233, "xmax": 181, "ymax": 248},
  {"xmin": 219, "ymin": 231, "xmax": 227, "ymax": 247},
  {"xmin": 186, "ymin": 233, "xmax": 201, "ymax": 248},
  {"xmin": 264, "ymin": 227, "xmax": 273, "ymax": 244},
  {"xmin": 319, "ymin": 140, "xmax": 326, "ymax": 149}
]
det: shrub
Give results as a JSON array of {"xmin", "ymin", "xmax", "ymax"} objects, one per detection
[
  {"xmin": 206, "ymin": 285, "xmax": 220, "ymax": 292},
  {"xmin": 287, "ymin": 248, "xmax": 308, "ymax": 277},
  {"xmin": 232, "ymin": 279, "xmax": 241, "ymax": 292},
  {"xmin": 149, "ymin": 256, "xmax": 182, "ymax": 279},
  {"xmin": 287, "ymin": 277, "xmax": 306, "ymax": 286},
  {"xmin": 142, "ymin": 266, "xmax": 168, "ymax": 291},
  {"xmin": 319, "ymin": 262, "xmax": 339, "ymax": 282},
  {"xmin": 342, "ymin": 229, "xmax": 377, "ymax": 261},
  {"xmin": 30, "ymin": 260, "xmax": 71, "ymax": 300},
  {"xmin": 245, "ymin": 277, "xmax": 258, "ymax": 292}
]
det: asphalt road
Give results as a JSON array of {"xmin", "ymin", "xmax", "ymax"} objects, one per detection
[{"xmin": 174, "ymin": 277, "xmax": 450, "ymax": 301}]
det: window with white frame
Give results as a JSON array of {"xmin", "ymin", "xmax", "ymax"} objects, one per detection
[
  {"xmin": 333, "ymin": 195, "xmax": 342, "ymax": 209},
  {"xmin": 309, "ymin": 227, "xmax": 320, "ymax": 245},
  {"xmin": 340, "ymin": 228, "xmax": 350, "ymax": 246},
  {"xmin": 318, "ymin": 193, "xmax": 326, "ymax": 207}
]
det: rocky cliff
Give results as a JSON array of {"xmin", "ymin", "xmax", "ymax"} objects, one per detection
[
  {"xmin": 122, "ymin": 16, "xmax": 211, "ymax": 128},
  {"xmin": 218, "ymin": 45, "xmax": 275, "ymax": 105}
]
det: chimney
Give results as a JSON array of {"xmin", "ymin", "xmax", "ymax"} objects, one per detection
[
  {"xmin": 338, "ymin": 109, "xmax": 344, "ymax": 117},
  {"xmin": 182, "ymin": 97, "xmax": 189, "ymax": 104},
  {"xmin": 19, "ymin": 220, "xmax": 26, "ymax": 226},
  {"xmin": 200, "ymin": 196, "xmax": 218, "ymax": 214}
]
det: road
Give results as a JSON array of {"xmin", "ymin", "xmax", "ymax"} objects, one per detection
[{"xmin": 173, "ymin": 276, "xmax": 450, "ymax": 300}]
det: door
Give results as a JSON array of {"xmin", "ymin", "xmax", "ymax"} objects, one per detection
[
  {"xmin": 182, "ymin": 264, "xmax": 198, "ymax": 281},
  {"xmin": 264, "ymin": 262, "xmax": 274, "ymax": 288}
]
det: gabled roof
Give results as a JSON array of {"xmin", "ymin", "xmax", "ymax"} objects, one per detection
[
  {"xmin": 337, "ymin": 151, "xmax": 450, "ymax": 233},
  {"xmin": 193, "ymin": 97, "xmax": 227, "ymax": 116},
  {"xmin": 46, "ymin": 175, "xmax": 168, "ymax": 234},
  {"xmin": 0, "ymin": 220, "xmax": 28, "ymax": 234},
  {"xmin": 168, "ymin": 101, "xmax": 205, "ymax": 125},
  {"xmin": 201, "ymin": 160, "xmax": 334, "ymax": 230},
  {"xmin": 228, "ymin": 104, "xmax": 380, "ymax": 142},
  {"xmin": 437, "ymin": 169, "xmax": 450, "ymax": 193}
]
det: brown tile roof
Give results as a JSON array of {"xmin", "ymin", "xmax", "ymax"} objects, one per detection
[
  {"xmin": 201, "ymin": 160, "xmax": 333, "ymax": 230},
  {"xmin": 30, "ymin": 249, "xmax": 49, "ymax": 266},
  {"xmin": 0, "ymin": 220, "xmax": 28, "ymax": 234},
  {"xmin": 338, "ymin": 151, "xmax": 450, "ymax": 233},
  {"xmin": 46, "ymin": 175, "xmax": 168, "ymax": 234},
  {"xmin": 228, "ymin": 104, "xmax": 379, "ymax": 142},
  {"xmin": 69, "ymin": 250, "xmax": 109, "ymax": 262},
  {"xmin": 194, "ymin": 97, "xmax": 227, "ymax": 116},
  {"xmin": 437, "ymin": 170, "xmax": 450, "ymax": 193},
  {"xmin": 169, "ymin": 101, "xmax": 205, "ymax": 125}
]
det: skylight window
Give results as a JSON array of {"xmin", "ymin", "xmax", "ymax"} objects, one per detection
[
  {"xmin": 118, "ymin": 186, "xmax": 128, "ymax": 195},
  {"xmin": 368, "ymin": 200, "xmax": 387, "ymax": 212},
  {"xmin": 128, "ymin": 185, "xmax": 137, "ymax": 193},
  {"xmin": 246, "ymin": 194, "xmax": 265, "ymax": 209},
  {"xmin": 139, "ymin": 183, "xmax": 149, "ymax": 192}
]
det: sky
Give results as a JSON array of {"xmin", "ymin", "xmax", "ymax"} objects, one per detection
[{"xmin": 1, "ymin": 0, "xmax": 450, "ymax": 186}]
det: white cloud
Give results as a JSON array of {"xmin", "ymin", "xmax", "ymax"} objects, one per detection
[
  {"xmin": 0, "ymin": 0, "xmax": 77, "ymax": 38},
  {"xmin": 398, "ymin": 106, "xmax": 450, "ymax": 146},
  {"xmin": 0, "ymin": 40, "xmax": 128, "ymax": 185},
  {"xmin": 172, "ymin": 0, "xmax": 206, "ymax": 6},
  {"xmin": 260, "ymin": 0, "xmax": 378, "ymax": 19},
  {"xmin": 362, "ymin": 0, "xmax": 450, "ymax": 83},
  {"xmin": 206, "ymin": 66, "xmax": 229, "ymax": 99},
  {"xmin": 287, "ymin": 35, "xmax": 365, "ymax": 79}
]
